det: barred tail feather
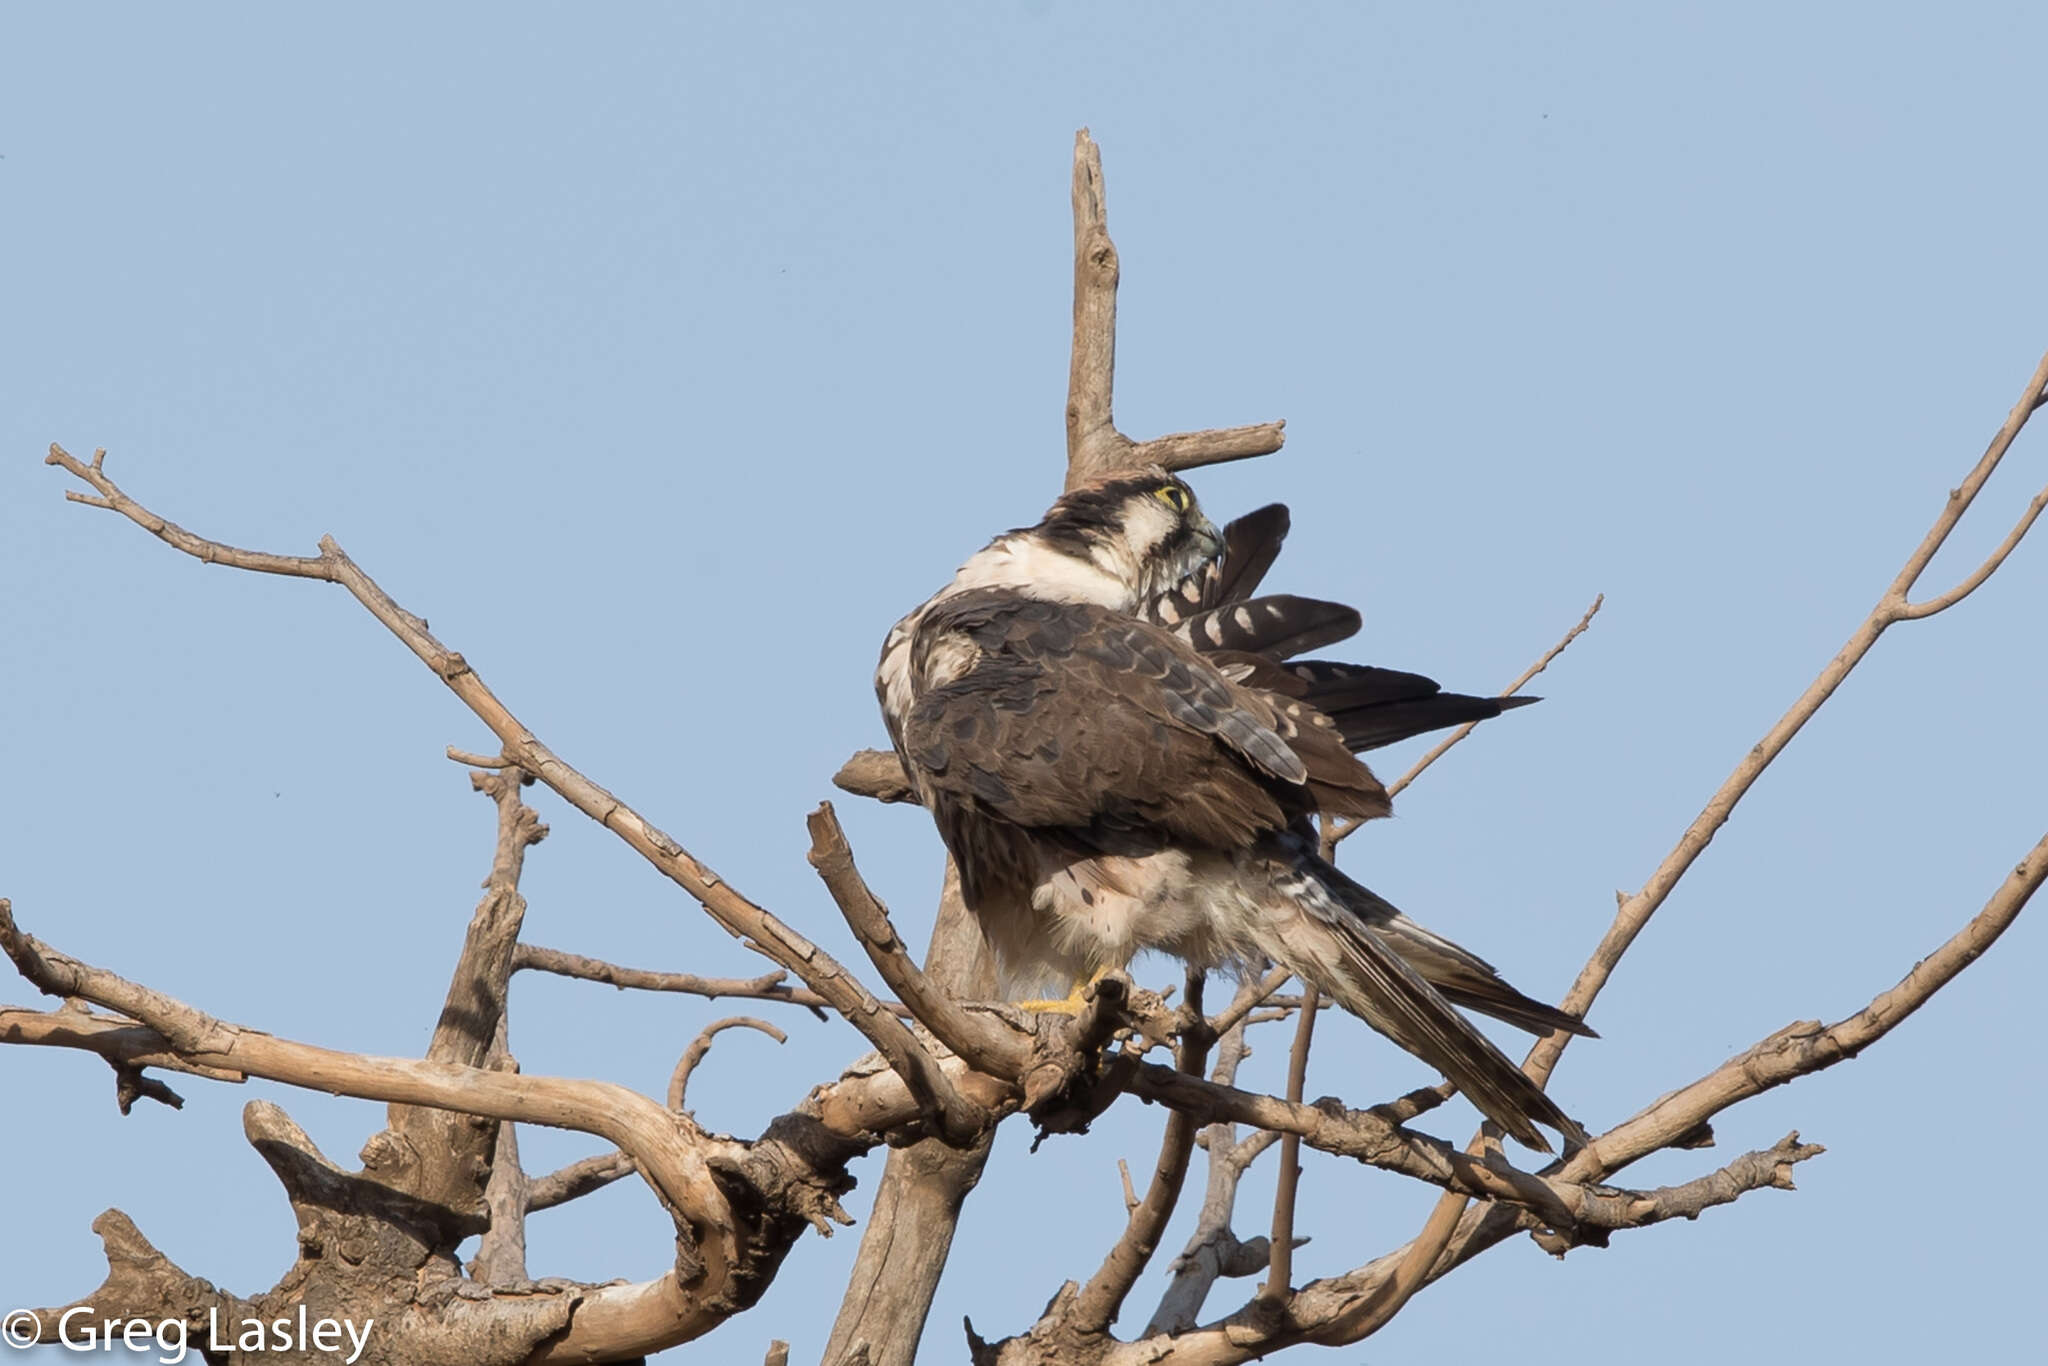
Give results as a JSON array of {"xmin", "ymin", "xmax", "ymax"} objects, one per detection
[{"xmin": 1172, "ymin": 595, "xmax": 1362, "ymax": 660}]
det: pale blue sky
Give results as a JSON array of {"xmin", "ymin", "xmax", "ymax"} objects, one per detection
[{"xmin": 4, "ymin": 5, "xmax": 2044, "ymax": 1362}]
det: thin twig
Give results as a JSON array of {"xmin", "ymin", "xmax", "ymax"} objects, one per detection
[
  {"xmin": 1145, "ymin": 985, "xmax": 1288, "ymax": 1337},
  {"xmin": 1261, "ymin": 985, "xmax": 1319, "ymax": 1302},
  {"xmin": 1896, "ymin": 480, "xmax": 2048, "ymax": 618},
  {"xmin": 669, "ymin": 1017, "xmax": 787, "ymax": 1112},
  {"xmin": 1329, "ymin": 593, "xmax": 1603, "ymax": 847},
  {"xmin": 513, "ymin": 944, "xmax": 853, "ymax": 1019},
  {"xmin": 1069, "ymin": 974, "xmax": 1211, "ymax": 1334},
  {"xmin": 1180, "ymin": 824, "xmax": 2048, "ymax": 1366},
  {"xmin": 1207, "ymin": 964, "xmax": 1292, "ymax": 1038},
  {"xmin": 1524, "ymin": 346, "xmax": 2048, "ymax": 1091}
]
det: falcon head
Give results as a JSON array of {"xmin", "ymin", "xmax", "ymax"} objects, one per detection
[
  {"xmin": 1026, "ymin": 469, "xmax": 1225, "ymax": 602},
  {"xmin": 952, "ymin": 467, "xmax": 1226, "ymax": 611}
]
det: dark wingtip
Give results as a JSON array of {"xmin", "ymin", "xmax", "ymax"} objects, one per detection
[{"xmin": 1498, "ymin": 695, "xmax": 1542, "ymax": 711}]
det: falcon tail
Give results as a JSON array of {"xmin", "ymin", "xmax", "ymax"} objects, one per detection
[
  {"xmin": 1248, "ymin": 844, "xmax": 1589, "ymax": 1152},
  {"xmin": 1321, "ymin": 870, "xmax": 1599, "ymax": 1041},
  {"xmin": 1286, "ymin": 661, "xmax": 1542, "ymax": 753}
]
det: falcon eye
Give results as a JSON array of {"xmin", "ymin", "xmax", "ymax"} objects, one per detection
[{"xmin": 1152, "ymin": 484, "xmax": 1189, "ymax": 514}]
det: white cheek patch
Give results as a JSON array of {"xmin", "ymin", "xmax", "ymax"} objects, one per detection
[{"xmin": 1117, "ymin": 498, "xmax": 1179, "ymax": 565}]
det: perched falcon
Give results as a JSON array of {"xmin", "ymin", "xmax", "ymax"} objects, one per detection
[{"xmin": 876, "ymin": 468, "xmax": 1590, "ymax": 1150}]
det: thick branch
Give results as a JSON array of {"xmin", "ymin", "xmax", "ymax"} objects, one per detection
[
  {"xmin": 833, "ymin": 748, "xmax": 922, "ymax": 804},
  {"xmin": 384, "ymin": 767, "xmax": 547, "ymax": 1227},
  {"xmin": 824, "ymin": 859, "xmax": 1001, "ymax": 1366},
  {"xmin": 0, "ymin": 897, "xmax": 738, "ymax": 1351},
  {"xmin": 44, "ymin": 445, "xmax": 968, "ymax": 1138},
  {"xmin": 807, "ymin": 802, "xmax": 1026, "ymax": 1083}
]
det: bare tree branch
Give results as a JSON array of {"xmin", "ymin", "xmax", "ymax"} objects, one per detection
[
  {"xmin": 1524, "ymin": 346, "xmax": 2048, "ymax": 1092},
  {"xmin": 527, "ymin": 1151, "xmax": 637, "ymax": 1213},
  {"xmin": 1206, "ymin": 964, "xmax": 1291, "ymax": 1039},
  {"xmin": 43, "ymin": 443, "xmax": 970, "ymax": 1138},
  {"xmin": 513, "ymin": 943, "xmax": 849, "ymax": 1019},
  {"xmin": 1329, "ymin": 593, "xmax": 1603, "ymax": 847},
  {"xmin": 825, "ymin": 861, "xmax": 1001, "ymax": 1366},
  {"xmin": 1133, "ymin": 423, "xmax": 1289, "ymax": 473},
  {"xmin": 469, "ymin": 1020, "xmax": 531, "ymax": 1285},
  {"xmin": 0, "ymin": 901, "xmax": 728, "ymax": 1233},
  {"xmin": 383, "ymin": 766, "xmax": 547, "ymax": 1229},
  {"xmin": 808, "ymin": 803, "xmax": 1026, "ymax": 1086},
  {"xmin": 670, "ymin": 1016, "xmax": 787, "ymax": 1112},
  {"xmin": 0, "ymin": 899, "xmax": 743, "ymax": 1360},
  {"xmin": 1070, "ymin": 973, "xmax": 1209, "ymax": 1334},
  {"xmin": 1260, "ymin": 985, "xmax": 1319, "ymax": 1302},
  {"xmin": 1146, "ymin": 982, "xmax": 1282, "ymax": 1337},
  {"xmin": 1894, "ymin": 478, "xmax": 2048, "ymax": 618},
  {"xmin": 1062, "ymin": 130, "xmax": 1286, "ymax": 487},
  {"xmin": 834, "ymin": 748, "xmax": 924, "ymax": 804},
  {"xmin": 1127, "ymin": 825, "xmax": 2046, "ymax": 1366}
]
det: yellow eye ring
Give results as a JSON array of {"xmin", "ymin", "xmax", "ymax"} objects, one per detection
[{"xmin": 1153, "ymin": 483, "xmax": 1189, "ymax": 513}]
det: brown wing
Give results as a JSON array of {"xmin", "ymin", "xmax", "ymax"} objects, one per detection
[{"xmin": 903, "ymin": 593, "xmax": 1386, "ymax": 851}]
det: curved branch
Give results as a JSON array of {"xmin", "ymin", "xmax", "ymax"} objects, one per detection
[
  {"xmin": 0, "ymin": 897, "xmax": 738, "ymax": 1347},
  {"xmin": 43, "ymin": 445, "xmax": 972, "ymax": 1140},
  {"xmin": 1896, "ymin": 478, "xmax": 2048, "ymax": 618},
  {"xmin": 669, "ymin": 1016, "xmax": 787, "ymax": 1112}
]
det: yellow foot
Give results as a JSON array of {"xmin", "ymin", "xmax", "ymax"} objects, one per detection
[
  {"xmin": 1012, "ymin": 998, "xmax": 1085, "ymax": 1015},
  {"xmin": 1014, "ymin": 967, "xmax": 1114, "ymax": 1015}
]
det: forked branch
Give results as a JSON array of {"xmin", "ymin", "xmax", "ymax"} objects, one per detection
[{"xmin": 43, "ymin": 442, "xmax": 978, "ymax": 1143}]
